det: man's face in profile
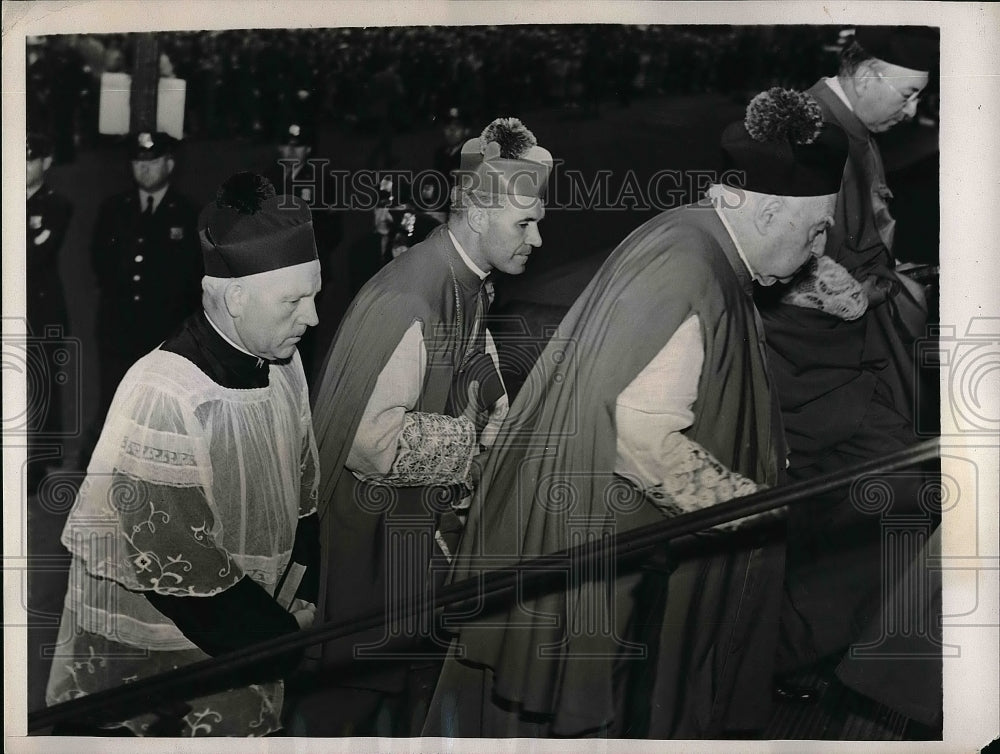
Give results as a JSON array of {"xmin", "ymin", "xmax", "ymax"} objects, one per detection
[
  {"xmin": 479, "ymin": 194, "xmax": 545, "ymax": 275},
  {"xmin": 233, "ymin": 260, "xmax": 322, "ymax": 361},
  {"xmin": 852, "ymin": 60, "xmax": 929, "ymax": 133}
]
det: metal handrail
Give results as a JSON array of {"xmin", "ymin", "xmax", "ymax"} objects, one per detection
[{"xmin": 28, "ymin": 437, "xmax": 939, "ymax": 732}]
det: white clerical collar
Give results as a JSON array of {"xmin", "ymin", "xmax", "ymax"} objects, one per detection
[
  {"xmin": 824, "ymin": 76, "xmax": 855, "ymax": 113},
  {"xmin": 139, "ymin": 185, "xmax": 170, "ymax": 213},
  {"xmin": 204, "ymin": 311, "xmax": 259, "ymax": 360},
  {"xmin": 707, "ymin": 186, "xmax": 761, "ymax": 283},
  {"xmin": 447, "ymin": 228, "xmax": 489, "ymax": 280}
]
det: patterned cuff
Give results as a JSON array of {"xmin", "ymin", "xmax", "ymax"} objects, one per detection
[
  {"xmin": 780, "ymin": 255, "xmax": 869, "ymax": 321},
  {"xmin": 645, "ymin": 435, "xmax": 767, "ymax": 530},
  {"xmin": 383, "ymin": 412, "xmax": 476, "ymax": 486}
]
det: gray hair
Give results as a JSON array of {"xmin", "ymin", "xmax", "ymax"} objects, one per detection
[{"xmin": 201, "ymin": 275, "xmax": 231, "ymax": 302}]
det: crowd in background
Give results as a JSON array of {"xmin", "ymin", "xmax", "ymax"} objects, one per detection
[{"xmin": 28, "ymin": 25, "xmax": 847, "ymax": 162}]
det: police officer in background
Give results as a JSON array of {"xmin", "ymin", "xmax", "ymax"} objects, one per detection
[
  {"xmin": 26, "ymin": 132, "xmax": 74, "ymax": 493},
  {"xmin": 264, "ymin": 120, "xmax": 343, "ymax": 379},
  {"xmin": 82, "ymin": 131, "xmax": 201, "ymax": 468},
  {"xmin": 27, "ymin": 133, "xmax": 72, "ymax": 338},
  {"xmin": 265, "ymin": 120, "xmax": 343, "ymax": 282}
]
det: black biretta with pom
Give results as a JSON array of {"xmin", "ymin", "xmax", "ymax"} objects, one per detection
[
  {"xmin": 199, "ymin": 172, "xmax": 318, "ymax": 278},
  {"xmin": 854, "ymin": 26, "xmax": 939, "ymax": 76},
  {"xmin": 720, "ymin": 88, "xmax": 849, "ymax": 197}
]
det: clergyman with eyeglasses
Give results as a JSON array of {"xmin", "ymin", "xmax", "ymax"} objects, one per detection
[{"xmin": 755, "ymin": 26, "xmax": 942, "ymax": 723}]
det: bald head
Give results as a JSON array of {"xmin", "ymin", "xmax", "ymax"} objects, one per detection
[{"xmin": 712, "ymin": 185, "xmax": 837, "ymax": 286}]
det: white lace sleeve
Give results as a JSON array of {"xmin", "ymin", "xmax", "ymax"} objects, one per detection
[
  {"xmin": 779, "ymin": 255, "xmax": 869, "ymax": 321},
  {"xmin": 61, "ymin": 362, "xmax": 243, "ymax": 595},
  {"xmin": 614, "ymin": 316, "xmax": 775, "ymax": 530},
  {"xmin": 383, "ymin": 411, "xmax": 476, "ymax": 485},
  {"xmin": 642, "ymin": 433, "xmax": 769, "ymax": 531},
  {"xmin": 348, "ymin": 320, "xmax": 478, "ymax": 486},
  {"xmin": 645, "ymin": 435, "xmax": 784, "ymax": 531}
]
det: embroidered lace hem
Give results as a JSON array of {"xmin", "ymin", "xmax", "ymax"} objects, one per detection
[
  {"xmin": 643, "ymin": 435, "xmax": 778, "ymax": 530},
  {"xmin": 381, "ymin": 412, "xmax": 476, "ymax": 486}
]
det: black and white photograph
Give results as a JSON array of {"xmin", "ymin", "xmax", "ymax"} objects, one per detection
[{"xmin": 3, "ymin": 2, "xmax": 998, "ymax": 752}]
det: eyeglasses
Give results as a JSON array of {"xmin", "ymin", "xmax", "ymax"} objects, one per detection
[{"xmin": 876, "ymin": 71, "xmax": 922, "ymax": 107}]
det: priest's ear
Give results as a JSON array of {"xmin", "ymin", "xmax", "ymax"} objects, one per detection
[
  {"xmin": 202, "ymin": 276, "xmax": 241, "ymax": 318},
  {"xmin": 852, "ymin": 59, "xmax": 880, "ymax": 97},
  {"xmin": 223, "ymin": 279, "xmax": 247, "ymax": 318},
  {"xmin": 466, "ymin": 202, "xmax": 490, "ymax": 235},
  {"xmin": 751, "ymin": 195, "xmax": 786, "ymax": 236}
]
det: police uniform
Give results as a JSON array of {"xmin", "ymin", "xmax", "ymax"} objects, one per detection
[
  {"xmin": 90, "ymin": 133, "xmax": 202, "ymax": 414},
  {"xmin": 27, "ymin": 182, "xmax": 72, "ymax": 335},
  {"xmin": 264, "ymin": 122, "xmax": 343, "ymax": 378},
  {"xmin": 26, "ymin": 133, "xmax": 73, "ymax": 492},
  {"xmin": 264, "ymin": 122, "xmax": 343, "ymax": 266}
]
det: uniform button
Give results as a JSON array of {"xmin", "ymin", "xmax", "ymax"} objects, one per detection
[
  {"xmin": 133, "ymin": 274, "xmax": 141, "ymax": 282},
  {"xmin": 134, "ymin": 255, "xmax": 144, "ymax": 263},
  {"xmin": 133, "ymin": 295, "xmax": 141, "ymax": 301}
]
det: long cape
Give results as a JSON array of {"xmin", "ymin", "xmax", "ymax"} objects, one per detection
[
  {"xmin": 449, "ymin": 202, "xmax": 782, "ymax": 733},
  {"xmin": 310, "ymin": 225, "xmax": 482, "ymax": 675},
  {"xmin": 311, "ymin": 226, "xmax": 480, "ymax": 512}
]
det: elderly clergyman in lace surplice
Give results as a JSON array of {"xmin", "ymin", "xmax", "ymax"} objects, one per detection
[{"xmin": 46, "ymin": 173, "xmax": 322, "ymax": 737}]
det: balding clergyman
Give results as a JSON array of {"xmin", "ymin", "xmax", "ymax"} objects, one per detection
[{"xmin": 47, "ymin": 173, "xmax": 322, "ymax": 736}]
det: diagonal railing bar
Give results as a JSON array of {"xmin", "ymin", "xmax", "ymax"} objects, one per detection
[{"xmin": 28, "ymin": 437, "xmax": 939, "ymax": 732}]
